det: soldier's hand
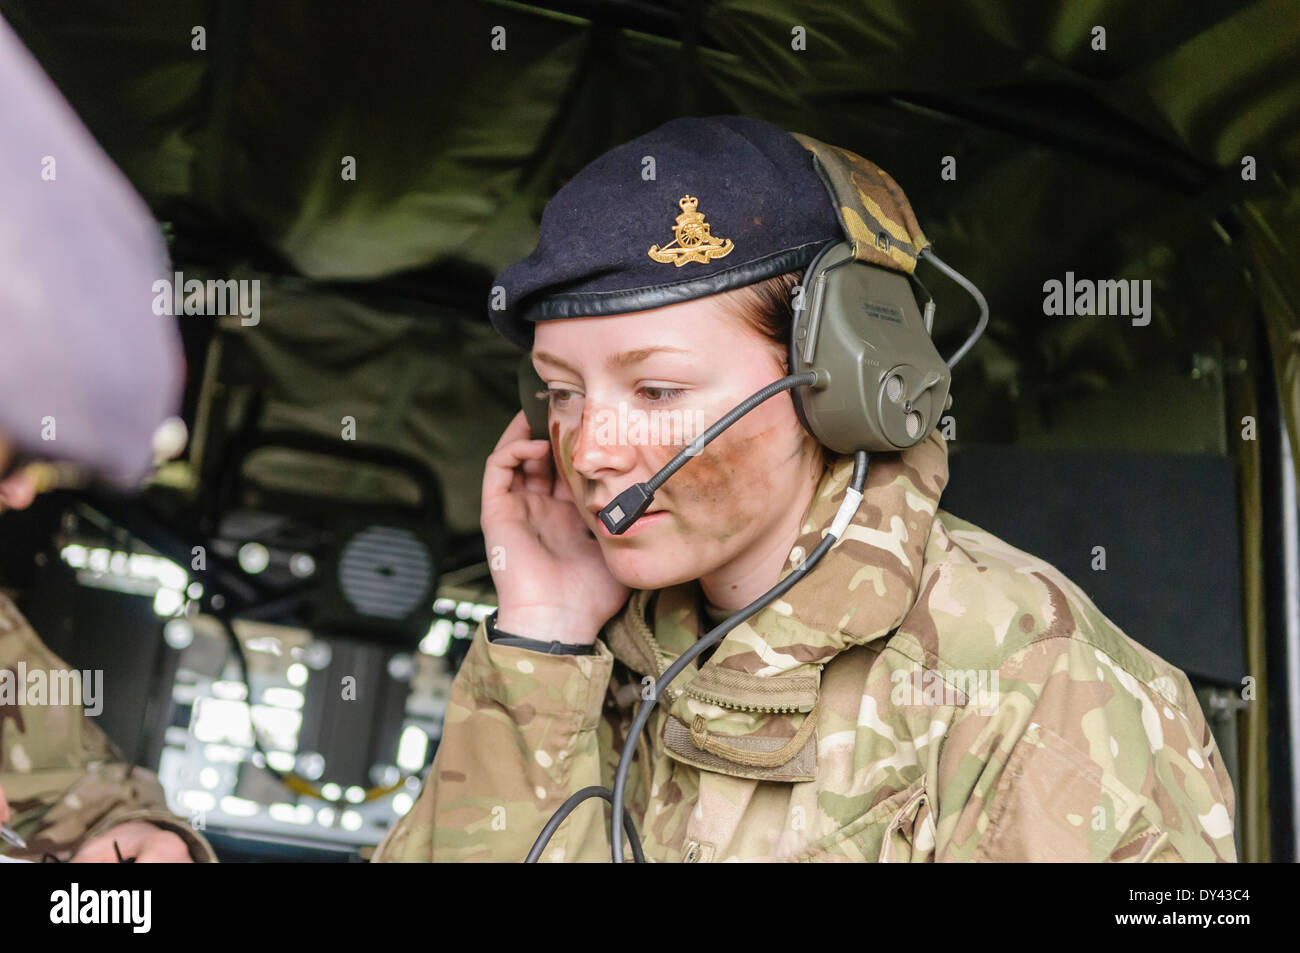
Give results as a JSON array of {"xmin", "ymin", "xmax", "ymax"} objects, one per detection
[
  {"xmin": 482, "ymin": 411, "xmax": 630, "ymax": 646},
  {"xmin": 72, "ymin": 821, "xmax": 193, "ymax": 863},
  {"xmin": 0, "ymin": 782, "xmax": 9, "ymax": 825}
]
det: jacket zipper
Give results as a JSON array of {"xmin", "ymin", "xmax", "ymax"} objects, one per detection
[{"xmin": 681, "ymin": 687, "xmax": 806, "ymax": 714}]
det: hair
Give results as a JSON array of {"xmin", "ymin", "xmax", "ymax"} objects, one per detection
[
  {"xmin": 714, "ymin": 268, "xmax": 802, "ymax": 370},
  {"xmin": 716, "ymin": 269, "xmax": 830, "ymax": 472}
]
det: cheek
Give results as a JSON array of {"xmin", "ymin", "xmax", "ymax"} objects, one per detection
[
  {"xmin": 654, "ymin": 413, "xmax": 785, "ymax": 526},
  {"xmin": 551, "ymin": 419, "xmax": 578, "ymax": 483}
]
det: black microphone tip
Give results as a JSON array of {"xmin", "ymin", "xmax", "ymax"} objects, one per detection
[{"xmin": 599, "ymin": 483, "xmax": 655, "ymax": 535}]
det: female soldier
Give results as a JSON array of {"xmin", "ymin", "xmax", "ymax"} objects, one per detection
[{"xmin": 374, "ymin": 116, "xmax": 1235, "ymax": 863}]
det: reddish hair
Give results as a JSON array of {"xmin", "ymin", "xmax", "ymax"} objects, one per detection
[{"xmin": 718, "ymin": 270, "xmax": 802, "ymax": 369}]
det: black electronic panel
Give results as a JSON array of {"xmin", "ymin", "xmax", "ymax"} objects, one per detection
[
  {"xmin": 941, "ymin": 446, "xmax": 1245, "ymax": 686},
  {"xmin": 21, "ymin": 560, "xmax": 175, "ymax": 767}
]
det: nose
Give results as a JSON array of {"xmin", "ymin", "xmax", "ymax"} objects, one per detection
[{"xmin": 569, "ymin": 399, "xmax": 635, "ymax": 479}]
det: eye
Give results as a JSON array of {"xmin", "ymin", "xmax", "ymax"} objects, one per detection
[
  {"xmin": 543, "ymin": 387, "xmax": 579, "ymax": 408},
  {"xmin": 639, "ymin": 385, "xmax": 684, "ymax": 404}
]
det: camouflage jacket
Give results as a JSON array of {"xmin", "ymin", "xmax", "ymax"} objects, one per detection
[
  {"xmin": 375, "ymin": 430, "xmax": 1237, "ymax": 862},
  {"xmin": 0, "ymin": 594, "xmax": 216, "ymax": 862}
]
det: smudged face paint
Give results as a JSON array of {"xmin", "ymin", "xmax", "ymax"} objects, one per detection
[{"xmin": 531, "ymin": 292, "xmax": 823, "ymax": 596}]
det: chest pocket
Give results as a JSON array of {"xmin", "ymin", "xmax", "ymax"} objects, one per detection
[
  {"xmin": 973, "ymin": 721, "xmax": 1148, "ymax": 862},
  {"xmin": 794, "ymin": 776, "xmax": 934, "ymax": 862}
]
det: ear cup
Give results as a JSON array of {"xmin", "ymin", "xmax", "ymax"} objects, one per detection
[
  {"xmin": 789, "ymin": 239, "xmax": 840, "ymax": 442},
  {"xmin": 790, "ymin": 240, "xmax": 950, "ymax": 454}
]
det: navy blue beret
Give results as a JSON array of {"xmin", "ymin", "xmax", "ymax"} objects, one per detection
[{"xmin": 489, "ymin": 115, "xmax": 842, "ymax": 350}]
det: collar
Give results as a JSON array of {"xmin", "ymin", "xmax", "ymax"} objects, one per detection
[{"xmin": 603, "ymin": 430, "xmax": 949, "ymax": 781}]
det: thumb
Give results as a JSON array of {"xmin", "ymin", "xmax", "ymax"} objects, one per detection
[{"xmin": 0, "ymin": 783, "xmax": 10, "ymax": 825}]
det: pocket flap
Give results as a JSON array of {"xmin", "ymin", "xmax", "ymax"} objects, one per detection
[{"xmin": 974, "ymin": 721, "xmax": 1147, "ymax": 862}]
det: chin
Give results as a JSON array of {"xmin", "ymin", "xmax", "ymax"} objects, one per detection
[{"xmin": 600, "ymin": 544, "xmax": 700, "ymax": 592}]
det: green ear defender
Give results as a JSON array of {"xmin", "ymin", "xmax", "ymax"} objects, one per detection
[
  {"xmin": 785, "ymin": 132, "xmax": 954, "ymax": 456},
  {"xmin": 789, "ymin": 238, "xmax": 951, "ymax": 455}
]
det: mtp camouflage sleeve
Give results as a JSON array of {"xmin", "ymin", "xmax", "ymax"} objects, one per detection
[
  {"xmin": 373, "ymin": 619, "xmax": 616, "ymax": 861},
  {"xmin": 0, "ymin": 594, "xmax": 216, "ymax": 862}
]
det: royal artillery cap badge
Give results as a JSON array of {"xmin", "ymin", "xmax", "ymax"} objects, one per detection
[{"xmin": 647, "ymin": 194, "xmax": 734, "ymax": 266}]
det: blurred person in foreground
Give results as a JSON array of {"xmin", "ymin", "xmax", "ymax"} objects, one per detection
[{"xmin": 0, "ymin": 14, "xmax": 214, "ymax": 863}]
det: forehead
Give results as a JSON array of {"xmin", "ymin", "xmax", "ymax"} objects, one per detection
[{"xmin": 531, "ymin": 292, "xmax": 752, "ymax": 355}]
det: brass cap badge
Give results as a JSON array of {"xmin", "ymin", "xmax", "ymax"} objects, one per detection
[{"xmin": 647, "ymin": 195, "xmax": 734, "ymax": 266}]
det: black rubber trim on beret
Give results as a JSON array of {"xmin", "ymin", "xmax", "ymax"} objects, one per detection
[{"xmin": 520, "ymin": 240, "xmax": 834, "ymax": 323}]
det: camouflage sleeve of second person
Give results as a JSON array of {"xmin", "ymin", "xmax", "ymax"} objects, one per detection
[
  {"xmin": 0, "ymin": 594, "xmax": 217, "ymax": 862},
  {"xmin": 372, "ymin": 619, "xmax": 618, "ymax": 862}
]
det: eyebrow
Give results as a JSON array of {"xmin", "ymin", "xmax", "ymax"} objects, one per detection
[{"xmin": 532, "ymin": 346, "xmax": 691, "ymax": 376}]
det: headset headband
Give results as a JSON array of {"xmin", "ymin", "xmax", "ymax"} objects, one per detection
[{"xmin": 790, "ymin": 132, "xmax": 930, "ymax": 274}]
